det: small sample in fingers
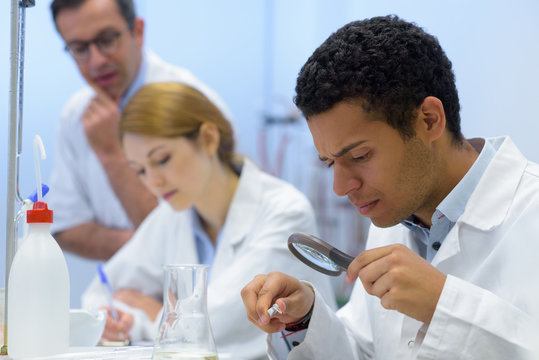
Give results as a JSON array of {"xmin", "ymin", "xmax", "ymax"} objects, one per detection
[{"xmin": 267, "ymin": 303, "xmax": 283, "ymax": 318}]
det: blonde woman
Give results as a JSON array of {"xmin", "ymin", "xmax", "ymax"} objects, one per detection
[{"xmin": 81, "ymin": 82, "xmax": 335, "ymax": 359}]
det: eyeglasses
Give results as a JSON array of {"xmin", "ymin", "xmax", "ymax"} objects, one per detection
[{"xmin": 64, "ymin": 29, "xmax": 125, "ymax": 62}]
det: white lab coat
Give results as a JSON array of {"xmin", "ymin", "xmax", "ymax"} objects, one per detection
[
  {"xmin": 82, "ymin": 159, "xmax": 337, "ymax": 360},
  {"xmin": 269, "ymin": 136, "xmax": 539, "ymax": 360},
  {"xmin": 48, "ymin": 50, "xmax": 231, "ymax": 234}
]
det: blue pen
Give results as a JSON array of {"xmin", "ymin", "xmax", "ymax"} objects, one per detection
[{"xmin": 97, "ymin": 264, "xmax": 124, "ymax": 340}]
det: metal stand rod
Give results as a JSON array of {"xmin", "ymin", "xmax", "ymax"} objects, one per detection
[{"xmin": 2, "ymin": 0, "xmax": 35, "ymax": 355}]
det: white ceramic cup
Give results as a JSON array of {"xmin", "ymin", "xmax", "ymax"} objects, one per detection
[{"xmin": 69, "ymin": 309, "xmax": 107, "ymax": 347}]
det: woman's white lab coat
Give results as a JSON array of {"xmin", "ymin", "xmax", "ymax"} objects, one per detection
[
  {"xmin": 82, "ymin": 159, "xmax": 336, "ymax": 360},
  {"xmin": 270, "ymin": 136, "xmax": 539, "ymax": 360}
]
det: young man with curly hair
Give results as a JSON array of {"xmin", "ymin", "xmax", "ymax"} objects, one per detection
[{"xmin": 242, "ymin": 15, "xmax": 539, "ymax": 359}]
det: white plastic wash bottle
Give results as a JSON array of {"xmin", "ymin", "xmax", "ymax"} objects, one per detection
[{"xmin": 7, "ymin": 200, "xmax": 70, "ymax": 358}]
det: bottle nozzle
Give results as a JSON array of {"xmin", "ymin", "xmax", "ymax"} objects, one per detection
[
  {"xmin": 33, "ymin": 135, "xmax": 46, "ymax": 203},
  {"xmin": 28, "ymin": 135, "xmax": 52, "ymax": 223}
]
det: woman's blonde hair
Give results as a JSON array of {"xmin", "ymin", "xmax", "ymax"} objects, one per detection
[{"xmin": 120, "ymin": 82, "xmax": 236, "ymax": 167}]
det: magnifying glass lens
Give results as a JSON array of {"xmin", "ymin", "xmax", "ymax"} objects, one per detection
[
  {"xmin": 288, "ymin": 233, "xmax": 355, "ymax": 276},
  {"xmin": 292, "ymin": 243, "xmax": 341, "ymax": 272}
]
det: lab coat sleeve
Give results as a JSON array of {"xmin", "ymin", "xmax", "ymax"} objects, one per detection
[
  {"xmin": 114, "ymin": 300, "xmax": 155, "ymax": 341},
  {"xmin": 48, "ymin": 94, "xmax": 95, "ymax": 234},
  {"xmin": 417, "ymin": 274, "xmax": 539, "ymax": 359},
  {"xmin": 81, "ymin": 203, "xmax": 191, "ymax": 342},
  {"xmin": 81, "ymin": 280, "xmax": 154, "ymax": 343},
  {"xmin": 267, "ymin": 281, "xmax": 375, "ymax": 360}
]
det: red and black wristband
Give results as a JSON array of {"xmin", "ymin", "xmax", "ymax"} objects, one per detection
[{"xmin": 284, "ymin": 309, "xmax": 312, "ymax": 332}]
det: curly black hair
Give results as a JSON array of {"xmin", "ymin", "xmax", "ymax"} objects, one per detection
[{"xmin": 294, "ymin": 15, "xmax": 462, "ymax": 143}]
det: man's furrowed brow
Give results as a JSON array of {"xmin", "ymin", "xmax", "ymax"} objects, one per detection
[{"xmin": 319, "ymin": 140, "xmax": 367, "ymax": 162}]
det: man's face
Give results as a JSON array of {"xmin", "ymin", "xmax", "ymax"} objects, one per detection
[
  {"xmin": 55, "ymin": 0, "xmax": 143, "ymax": 98},
  {"xmin": 308, "ymin": 101, "xmax": 441, "ymax": 227}
]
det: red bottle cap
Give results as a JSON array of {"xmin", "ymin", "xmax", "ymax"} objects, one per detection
[{"xmin": 27, "ymin": 201, "xmax": 53, "ymax": 223}]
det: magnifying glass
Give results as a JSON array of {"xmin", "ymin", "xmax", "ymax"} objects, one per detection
[{"xmin": 287, "ymin": 233, "xmax": 355, "ymax": 276}]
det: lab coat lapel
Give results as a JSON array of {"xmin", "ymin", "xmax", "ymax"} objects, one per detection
[
  {"xmin": 180, "ymin": 210, "xmax": 199, "ymax": 264},
  {"xmin": 458, "ymin": 137, "xmax": 525, "ymax": 231},
  {"xmin": 432, "ymin": 137, "xmax": 526, "ymax": 268},
  {"xmin": 211, "ymin": 160, "xmax": 261, "ymax": 278}
]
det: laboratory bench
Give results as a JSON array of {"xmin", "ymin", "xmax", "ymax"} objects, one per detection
[
  {"xmin": 0, "ymin": 346, "xmax": 233, "ymax": 359},
  {"xmin": 0, "ymin": 346, "xmax": 152, "ymax": 359}
]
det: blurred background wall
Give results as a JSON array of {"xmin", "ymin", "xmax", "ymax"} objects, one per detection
[{"xmin": 1, "ymin": 0, "xmax": 539, "ymax": 307}]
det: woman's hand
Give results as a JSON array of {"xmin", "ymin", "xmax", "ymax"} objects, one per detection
[
  {"xmin": 114, "ymin": 289, "xmax": 163, "ymax": 321},
  {"xmin": 100, "ymin": 306, "xmax": 133, "ymax": 341}
]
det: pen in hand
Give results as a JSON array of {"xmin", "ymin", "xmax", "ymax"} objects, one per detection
[{"xmin": 97, "ymin": 264, "xmax": 125, "ymax": 342}]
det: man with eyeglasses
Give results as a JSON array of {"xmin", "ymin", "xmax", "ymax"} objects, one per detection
[{"xmin": 48, "ymin": 0, "xmax": 231, "ymax": 260}]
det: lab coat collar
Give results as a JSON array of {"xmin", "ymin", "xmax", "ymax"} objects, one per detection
[
  {"xmin": 218, "ymin": 158, "xmax": 262, "ymax": 246},
  {"xmin": 431, "ymin": 137, "xmax": 526, "ymax": 267},
  {"xmin": 119, "ymin": 49, "xmax": 148, "ymax": 109},
  {"xmin": 458, "ymin": 136, "xmax": 526, "ymax": 231}
]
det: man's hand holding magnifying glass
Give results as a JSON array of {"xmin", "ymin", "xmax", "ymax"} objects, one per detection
[
  {"xmin": 242, "ymin": 235, "xmax": 448, "ymax": 334},
  {"xmin": 348, "ymin": 243, "xmax": 446, "ymax": 324}
]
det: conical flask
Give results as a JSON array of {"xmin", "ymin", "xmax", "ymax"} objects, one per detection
[{"xmin": 153, "ymin": 264, "xmax": 218, "ymax": 360}]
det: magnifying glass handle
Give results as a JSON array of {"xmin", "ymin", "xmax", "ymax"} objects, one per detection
[{"xmin": 329, "ymin": 247, "xmax": 355, "ymax": 270}]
